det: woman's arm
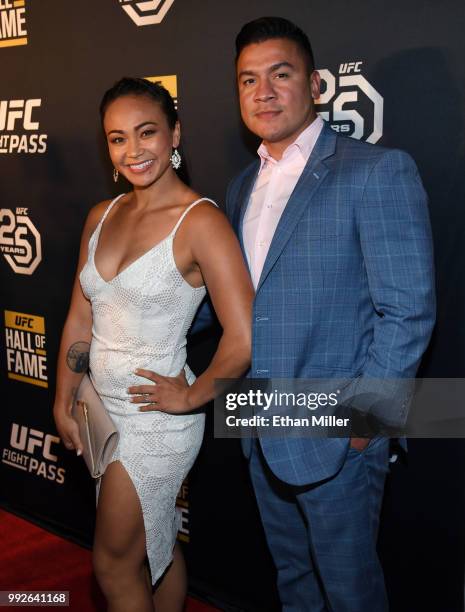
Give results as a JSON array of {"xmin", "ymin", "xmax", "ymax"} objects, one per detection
[
  {"xmin": 53, "ymin": 202, "xmax": 108, "ymax": 453},
  {"xmin": 130, "ymin": 204, "xmax": 253, "ymax": 412}
]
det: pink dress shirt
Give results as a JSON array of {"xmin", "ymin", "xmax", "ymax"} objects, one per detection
[{"xmin": 243, "ymin": 116, "xmax": 324, "ymax": 288}]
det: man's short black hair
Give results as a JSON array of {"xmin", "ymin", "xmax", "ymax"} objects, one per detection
[{"xmin": 235, "ymin": 16, "xmax": 315, "ymax": 74}]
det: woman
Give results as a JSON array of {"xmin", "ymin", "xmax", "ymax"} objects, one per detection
[{"xmin": 53, "ymin": 77, "xmax": 253, "ymax": 612}]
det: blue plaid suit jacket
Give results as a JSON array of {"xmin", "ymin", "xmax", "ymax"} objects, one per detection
[{"xmin": 225, "ymin": 124, "xmax": 435, "ymax": 486}]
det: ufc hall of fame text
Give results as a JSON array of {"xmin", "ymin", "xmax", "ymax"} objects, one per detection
[
  {"xmin": 4, "ymin": 310, "xmax": 48, "ymax": 388},
  {"xmin": 0, "ymin": 0, "xmax": 27, "ymax": 48}
]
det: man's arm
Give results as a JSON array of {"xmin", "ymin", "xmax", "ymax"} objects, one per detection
[
  {"xmin": 353, "ymin": 149, "xmax": 435, "ymax": 429},
  {"xmin": 359, "ymin": 148, "xmax": 435, "ymax": 377}
]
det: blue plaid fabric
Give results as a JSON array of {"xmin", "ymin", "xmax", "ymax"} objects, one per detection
[
  {"xmin": 248, "ymin": 437, "xmax": 390, "ymax": 612},
  {"xmin": 226, "ymin": 124, "xmax": 435, "ymax": 485}
]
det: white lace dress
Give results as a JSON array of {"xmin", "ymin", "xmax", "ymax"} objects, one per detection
[{"xmin": 80, "ymin": 194, "xmax": 214, "ymax": 584}]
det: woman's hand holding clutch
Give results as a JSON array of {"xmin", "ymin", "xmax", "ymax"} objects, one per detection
[{"xmin": 53, "ymin": 406, "xmax": 84, "ymax": 455}]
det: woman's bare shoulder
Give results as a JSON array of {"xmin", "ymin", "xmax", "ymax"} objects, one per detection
[
  {"xmin": 184, "ymin": 197, "xmax": 226, "ymax": 225},
  {"xmin": 178, "ymin": 197, "xmax": 237, "ymax": 253},
  {"xmin": 84, "ymin": 194, "xmax": 126, "ymax": 233}
]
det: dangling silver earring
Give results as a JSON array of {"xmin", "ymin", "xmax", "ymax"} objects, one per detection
[
  {"xmin": 170, "ymin": 148, "xmax": 181, "ymax": 170},
  {"xmin": 113, "ymin": 168, "xmax": 119, "ymax": 182}
]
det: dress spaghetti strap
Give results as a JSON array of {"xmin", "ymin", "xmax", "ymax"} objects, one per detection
[
  {"xmin": 171, "ymin": 198, "xmax": 218, "ymax": 235},
  {"xmin": 88, "ymin": 193, "xmax": 126, "ymax": 258},
  {"xmin": 99, "ymin": 193, "xmax": 126, "ymax": 226}
]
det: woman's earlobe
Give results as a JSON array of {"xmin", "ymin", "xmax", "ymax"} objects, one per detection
[{"xmin": 173, "ymin": 121, "xmax": 181, "ymax": 148}]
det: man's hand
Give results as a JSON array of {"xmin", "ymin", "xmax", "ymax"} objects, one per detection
[
  {"xmin": 350, "ymin": 437, "xmax": 371, "ymax": 452},
  {"xmin": 128, "ymin": 368, "xmax": 192, "ymax": 414}
]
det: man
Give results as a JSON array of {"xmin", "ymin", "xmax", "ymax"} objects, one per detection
[
  {"xmin": 225, "ymin": 16, "xmax": 435, "ymax": 612},
  {"xmin": 134, "ymin": 15, "xmax": 435, "ymax": 611}
]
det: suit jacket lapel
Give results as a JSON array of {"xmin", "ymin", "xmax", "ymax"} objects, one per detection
[
  {"xmin": 232, "ymin": 162, "xmax": 259, "ymax": 258},
  {"xmin": 256, "ymin": 124, "xmax": 338, "ymax": 292}
]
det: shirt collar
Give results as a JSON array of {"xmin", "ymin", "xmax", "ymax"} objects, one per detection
[{"xmin": 257, "ymin": 115, "xmax": 324, "ymax": 173}]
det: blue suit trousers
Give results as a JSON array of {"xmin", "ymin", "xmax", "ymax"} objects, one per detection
[{"xmin": 248, "ymin": 437, "xmax": 390, "ymax": 612}]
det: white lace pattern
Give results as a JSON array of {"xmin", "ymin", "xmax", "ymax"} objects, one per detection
[{"xmin": 80, "ymin": 194, "xmax": 215, "ymax": 584}]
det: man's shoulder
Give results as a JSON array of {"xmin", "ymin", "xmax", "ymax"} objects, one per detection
[
  {"xmin": 331, "ymin": 128, "xmax": 415, "ymax": 168},
  {"xmin": 334, "ymin": 130, "xmax": 388, "ymax": 158},
  {"xmin": 329, "ymin": 130, "xmax": 423, "ymax": 196}
]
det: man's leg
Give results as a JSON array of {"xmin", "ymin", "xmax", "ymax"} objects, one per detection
[
  {"xmin": 248, "ymin": 439, "xmax": 328, "ymax": 612},
  {"xmin": 296, "ymin": 437, "xmax": 390, "ymax": 612}
]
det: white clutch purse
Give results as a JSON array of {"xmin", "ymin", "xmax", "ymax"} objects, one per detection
[{"xmin": 72, "ymin": 374, "xmax": 119, "ymax": 479}]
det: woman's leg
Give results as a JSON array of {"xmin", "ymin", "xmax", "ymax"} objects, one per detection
[
  {"xmin": 93, "ymin": 460, "xmax": 154, "ymax": 612},
  {"xmin": 152, "ymin": 542, "xmax": 187, "ymax": 612}
]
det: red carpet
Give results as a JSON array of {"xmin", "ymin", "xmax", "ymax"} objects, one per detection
[{"xmin": 0, "ymin": 509, "xmax": 218, "ymax": 611}]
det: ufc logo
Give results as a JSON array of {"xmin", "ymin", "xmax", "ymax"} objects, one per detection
[
  {"xmin": 339, "ymin": 62, "xmax": 362, "ymax": 74},
  {"xmin": 0, "ymin": 209, "xmax": 42, "ymax": 274},
  {"xmin": 15, "ymin": 315, "xmax": 33, "ymax": 328},
  {"xmin": 119, "ymin": 0, "xmax": 175, "ymax": 26},
  {"xmin": 0, "ymin": 99, "xmax": 41, "ymax": 131},
  {"xmin": 10, "ymin": 424, "xmax": 59, "ymax": 461},
  {"xmin": 316, "ymin": 64, "xmax": 384, "ymax": 144}
]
